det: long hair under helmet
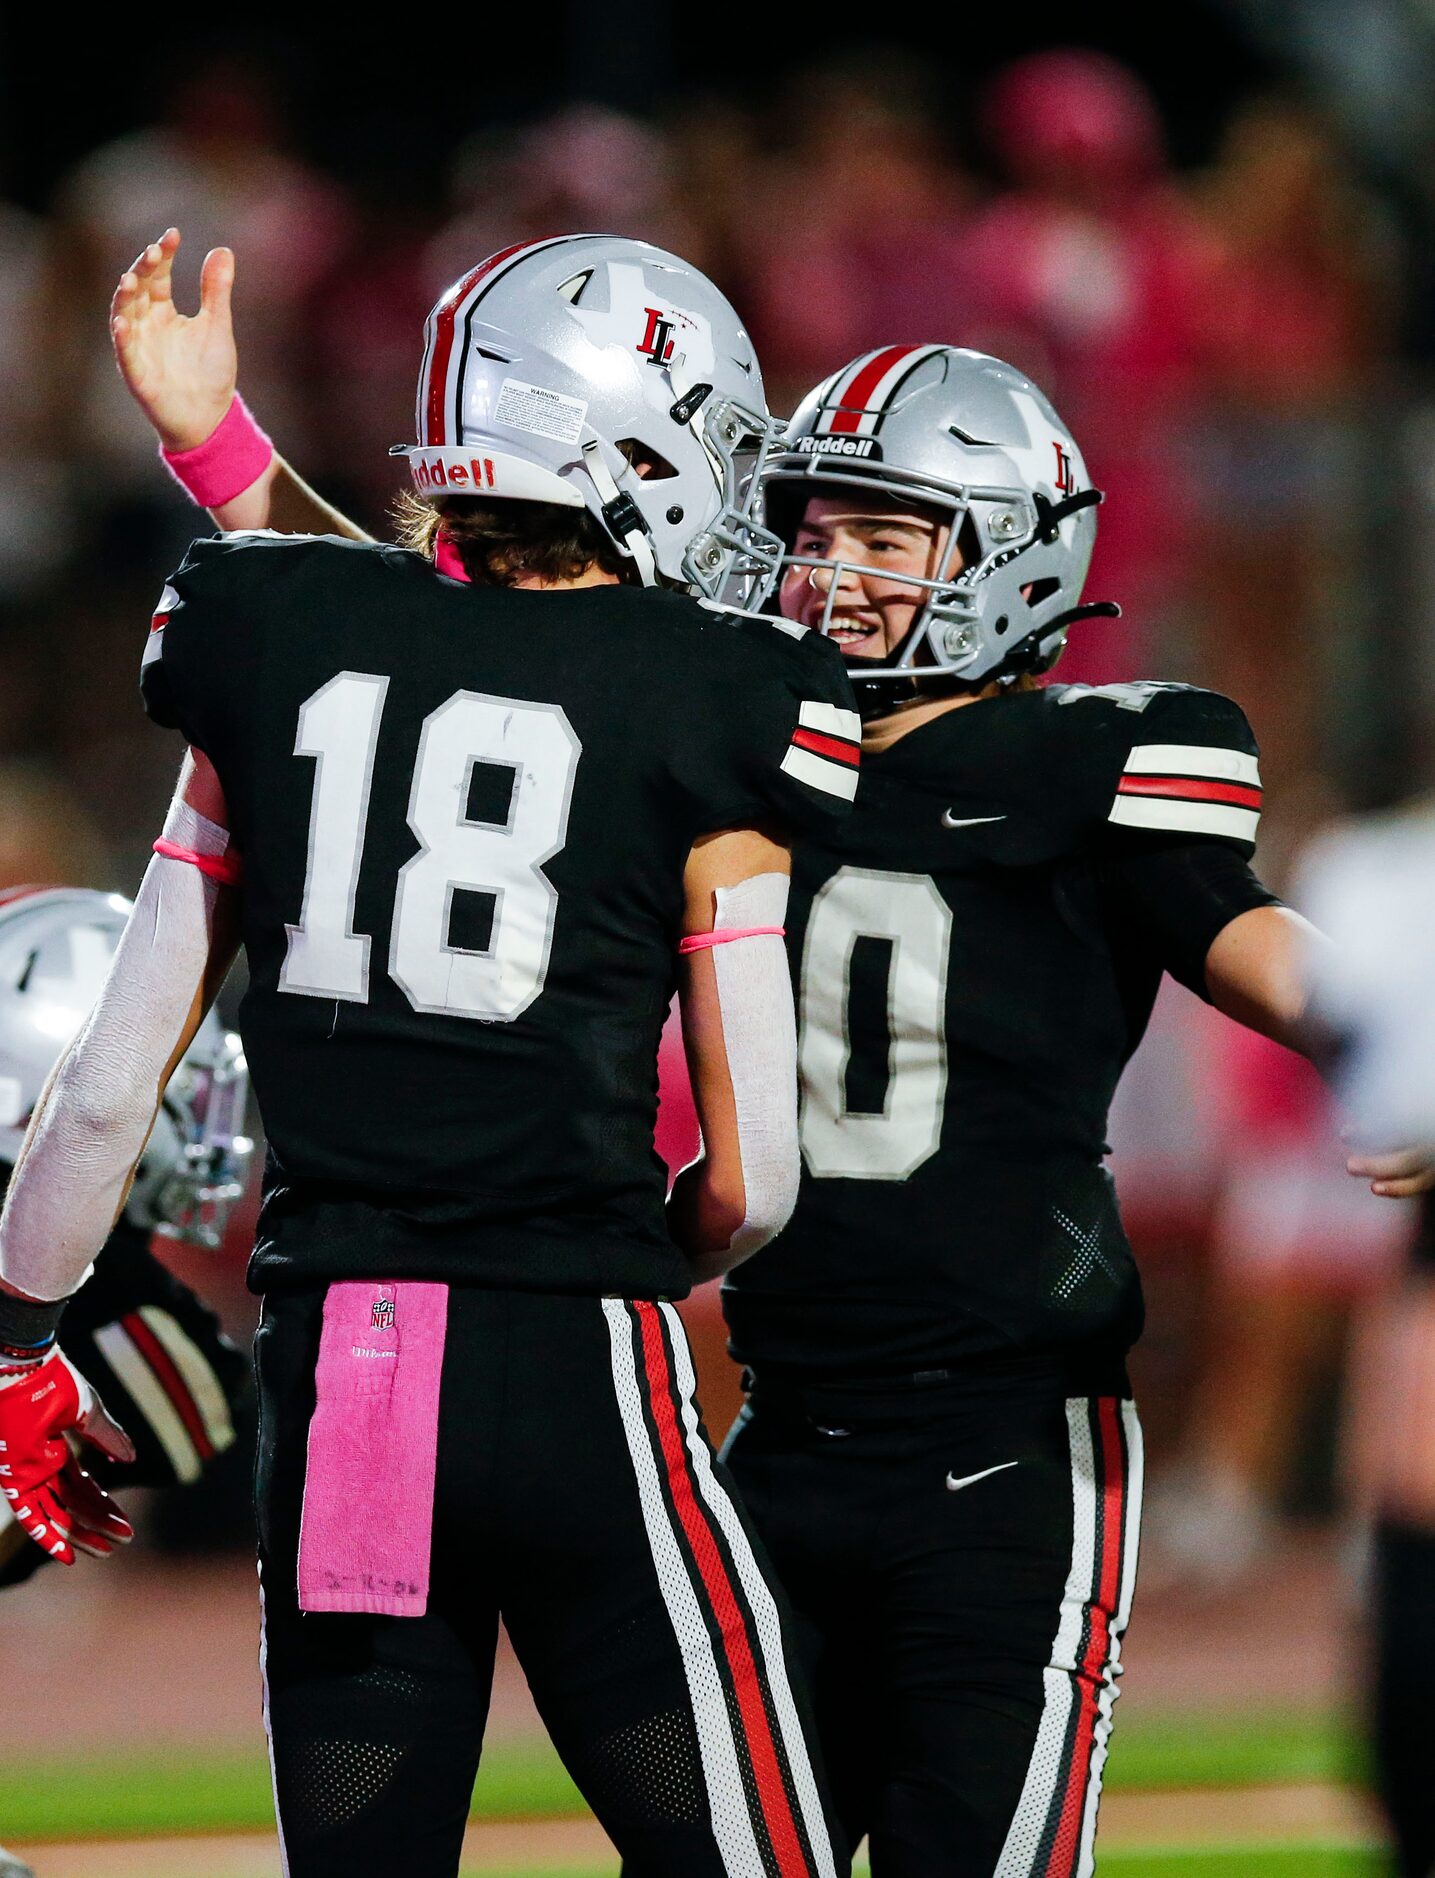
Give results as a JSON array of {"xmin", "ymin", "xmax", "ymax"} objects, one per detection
[
  {"xmin": 757, "ymin": 345, "xmax": 1118, "ymax": 686},
  {"xmin": 391, "ymin": 235, "xmax": 784, "ymax": 600}
]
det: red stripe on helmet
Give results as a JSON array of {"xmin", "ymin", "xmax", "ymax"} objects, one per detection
[
  {"xmin": 421, "ymin": 243, "xmax": 532, "ymax": 447},
  {"xmin": 0, "ymin": 884, "xmax": 65, "ymax": 909},
  {"xmin": 826, "ymin": 345, "xmax": 920, "ymax": 434}
]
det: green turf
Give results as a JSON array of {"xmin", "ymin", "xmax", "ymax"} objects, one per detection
[
  {"xmin": 1097, "ymin": 1851, "xmax": 1387, "ymax": 1876},
  {"xmin": 0, "ymin": 1710, "xmax": 1374, "ymax": 1843},
  {"xmin": 1106, "ymin": 1710, "xmax": 1368, "ymax": 1792},
  {"xmin": 453, "ymin": 1857, "xmax": 1390, "ymax": 1878}
]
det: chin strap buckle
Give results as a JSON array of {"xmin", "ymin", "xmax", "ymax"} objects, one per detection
[
  {"xmin": 581, "ymin": 439, "xmax": 657, "ymax": 586},
  {"xmin": 991, "ymin": 598, "xmax": 1122, "ymax": 685},
  {"xmin": 670, "ymin": 382, "xmax": 712, "ymax": 426},
  {"xmin": 1046, "ymin": 600, "xmax": 1122, "ymax": 632}
]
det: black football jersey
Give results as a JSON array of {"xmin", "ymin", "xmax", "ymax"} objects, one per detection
[
  {"xmin": 140, "ymin": 532, "xmax": 857, "ymax": 1296},
  {"xmin": 723, "ymin": 680, "xmax": 1276, "ymax": 1379}
]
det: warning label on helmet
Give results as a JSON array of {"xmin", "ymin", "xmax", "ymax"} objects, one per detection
[{"xmin": 495, "ymin": 379, "xmax": 588, "ymax": 446}]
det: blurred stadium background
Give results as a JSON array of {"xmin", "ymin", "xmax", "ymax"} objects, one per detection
[{"xmin": 4, "ymin": 4, "xmax": 1435, "ymax": 1871}]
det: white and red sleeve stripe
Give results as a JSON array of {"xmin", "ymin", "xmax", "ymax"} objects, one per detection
[
  {"xmin": 1108, "ymin": 742, "xmax": 1261, "ymax": 844},
  {"xmin": 141, "ymin": 584, "xmax": 179, "ymax": 672},
  {"xmin": 780, "ymin": 702, "xmax": 861, "ymax": 802}
]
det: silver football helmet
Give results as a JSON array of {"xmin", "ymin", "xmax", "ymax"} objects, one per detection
[
  {"xmin": 759, "ymin": 345, "xmax": 1118, "ymax": 683},
  {"xmin": 391, "ymin": 234, "xmax": 783, "ymax": 600},
  {"xmin": 0, "ymin": 888, "xmax": 251, "ymax": 1249}
]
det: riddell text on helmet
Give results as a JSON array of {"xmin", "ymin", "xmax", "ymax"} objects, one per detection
[
  {"xmin": 410, "ymin": 455, "xmax": 499, "ymax": 492},
  {"xmin": 794, "ymin": 435, "xmax": 884, "ymax": 460}
]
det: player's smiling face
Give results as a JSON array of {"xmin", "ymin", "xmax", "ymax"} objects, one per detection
[{"xmin": 780, "ymin": 490, "xmax": 960, "ymax": 662}]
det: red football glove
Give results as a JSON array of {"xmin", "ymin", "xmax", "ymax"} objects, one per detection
[{"xmin": 0, "ymin": 1349, "xmax": 135, "ymax": 1564}]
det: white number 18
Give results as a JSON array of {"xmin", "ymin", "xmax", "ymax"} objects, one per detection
[{"xmin": 279, "ymin": 670, "xmax": 580, "ymax": 1022}]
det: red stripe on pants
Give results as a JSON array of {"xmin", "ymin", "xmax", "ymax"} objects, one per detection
[
  {"xmin": 634, "ymin": 1301, "xmax": 809, "ymax": 1875},
  {"xmin": 1046, "ymin": 1396, "xmax": 1125, "ymax": 1875},
  {"xmin": 122, "ymin": 1312, "xmax": 215, "ymax": 1464}
]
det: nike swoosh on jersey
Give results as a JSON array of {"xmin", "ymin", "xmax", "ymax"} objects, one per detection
[
  {"xmin": 944, "ymin": 1461, "xmax": 1019, "ymax": 1492},
  {"xmin": 940, "ymin": 811, "xmax": 1006, "ymax": 829}
]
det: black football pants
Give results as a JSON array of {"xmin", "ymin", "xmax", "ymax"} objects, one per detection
[
  {"xmin": 1373, "ymin": 1520, "xmax": 1435, "ymax": 1876},
  {"xmin": 719, "ymin": 1370, "xmax": 1142, "ymax": 1878},
  {"xmin": 255, "ymin": 1285, "xmax": 843, "ymax": 1878}
]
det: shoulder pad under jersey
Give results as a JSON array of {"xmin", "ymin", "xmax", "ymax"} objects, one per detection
[
  {"xmin": 670, "ymin": 599, "xmax": 861, "ymax": 837},
  {"xmin": 140, "ymin": 532, "xmax": 377, "ymax": 736},
  {"xmin": 1053, "ymin": 680, "xmax": 1263, "ymax": 853}
]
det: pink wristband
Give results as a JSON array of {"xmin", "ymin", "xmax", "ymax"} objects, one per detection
[
  {"xmin": 678, "ymin": 926, "xmax": 785, "ymax": 955},
  {"xmin": 153, "ymin": 838, "xmax": 244, "ymax": 886},
  {"xmin": 160, "ymin": 395, "xmax": 274, "ymax": 508}
]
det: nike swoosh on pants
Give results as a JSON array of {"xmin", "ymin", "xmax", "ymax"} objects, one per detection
[{"xmin": 945, "ymin": 1461, "xmax": 1019, "ymax": 1492}]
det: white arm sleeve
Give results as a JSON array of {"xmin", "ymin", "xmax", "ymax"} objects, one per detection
[
  {"xmin": 709, "ymin": 872, "xmax": 799, "ymax": 1264},
  {"xmin": 0, "ymin": 803, "xmax": 231, "ymax": 1303}
]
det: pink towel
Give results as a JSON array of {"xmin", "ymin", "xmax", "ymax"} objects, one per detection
[{"xmin": 297, "ymin": 1280, "xmax": 449, "ymax": 1617}]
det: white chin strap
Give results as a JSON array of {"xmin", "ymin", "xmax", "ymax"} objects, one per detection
[{"xmin": 581, "ymin": 440, "xmax": 658, "ymax": 587}]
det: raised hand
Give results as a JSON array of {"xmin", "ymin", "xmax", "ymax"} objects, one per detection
[{"xmin": 111, "ymin": 228, "xmax": 237, "ymax": 452}]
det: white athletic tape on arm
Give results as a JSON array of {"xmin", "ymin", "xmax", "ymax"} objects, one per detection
[
  {"xmin": 0, "ymin": 799, "xmax": 230, "ymax": 1303},
  {"xmin": 711, "ymin": 873, "xmax": 799, "ymax": 1263}
]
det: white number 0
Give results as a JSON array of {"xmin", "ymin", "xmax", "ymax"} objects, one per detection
[
  {"xmin": 280, "ymin": 671, "xmax": 580, "ymax": 1022},
  {"xmin": 798, "ymin": 867, "xmax": 952, "ymax": 1180}
]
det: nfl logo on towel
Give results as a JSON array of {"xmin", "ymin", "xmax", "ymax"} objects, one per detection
[{"xmin": 371, "ymin": 1297, "xmax": 395, "ymax": 1331}]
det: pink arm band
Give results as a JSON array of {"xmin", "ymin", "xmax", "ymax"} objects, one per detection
[
  {"xmin": 159, "ymin": 395, "xmax": 274, "ymax": 508},
  {"xmin": 678, "ymin": 925, "xmax": 785, "ymax": 955},
  {"xmin": 152, "ymin": 838, "xmax": 244, "ymax": 887}
]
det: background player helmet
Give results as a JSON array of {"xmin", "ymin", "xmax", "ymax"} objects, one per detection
[
  {"xmin": 759, "ymin": 345, "xmax": 1117, "ymax": 684},
  {"xmin": 391, "ymin": 234, "xmax": 783, "ymax": 600},
  {"xmin": 0, "ymin": 888, "xmax": 250, "ymax": 1249}
]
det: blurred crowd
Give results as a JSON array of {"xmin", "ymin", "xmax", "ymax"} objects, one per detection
[{"xmin": 0, "ymin": 44, "xmax": 1422, "ymax": 1587}]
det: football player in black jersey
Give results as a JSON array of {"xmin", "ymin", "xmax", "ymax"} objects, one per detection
[
  {"xmin": 707, "ymin": 344, "xmax": 1430, "ymax": 1878},
  {"xmin": 0, "ymin": 237, "xmax": 856, "ymax": 1878},
  {"xmin": 106, "ymin": 242, "xmax": 1433, "ymax": 1874}
]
